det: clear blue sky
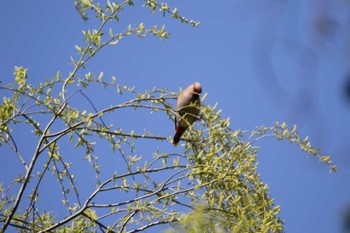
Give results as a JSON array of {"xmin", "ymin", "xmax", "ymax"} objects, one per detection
[{"xmin": 1, "ymin": 1, "xmax": 350, "ymax": 232}]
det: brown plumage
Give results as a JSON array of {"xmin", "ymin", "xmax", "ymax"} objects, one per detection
[{"xmin": 173, "ymin": 82, "xmax": 202, "ymax": 145}]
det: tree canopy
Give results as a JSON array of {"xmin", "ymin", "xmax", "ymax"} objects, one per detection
[{"xmin": 0, "ymin": 1, "xmax": 336, "ymax": 232}]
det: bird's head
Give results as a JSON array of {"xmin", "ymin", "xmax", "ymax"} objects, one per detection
[{"xmin": 193, "ymin": 82, "xmax": 202, "ymax": 95}]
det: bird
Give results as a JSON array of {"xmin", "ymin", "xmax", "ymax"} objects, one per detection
[{"xmin": 173, "ymin": 82, "xmax": 202, "ymax": 145}]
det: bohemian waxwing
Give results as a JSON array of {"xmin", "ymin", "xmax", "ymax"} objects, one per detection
[{"xmin": 173, "ymin": 82, "xmax": 202, "ymax": 145}]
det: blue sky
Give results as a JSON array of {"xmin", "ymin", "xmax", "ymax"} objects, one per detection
[{"xmin": 1, "ymin": 0, "xmax": 350, "ymax": 232}]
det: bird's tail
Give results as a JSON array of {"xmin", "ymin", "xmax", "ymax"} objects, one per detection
[{"xmin": 172, "ymin": 127, "xmax": 186, "ymax": 146}]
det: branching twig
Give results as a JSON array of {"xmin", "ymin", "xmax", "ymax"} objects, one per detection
[{"xmin": 2, "ymin": 102, "xmax": 67, "ymax": 232}]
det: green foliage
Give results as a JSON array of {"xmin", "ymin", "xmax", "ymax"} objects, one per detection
[
  {"xmin": 165, "ymin": 205, "xmax": 226, "ymax": 233},
  {"xmin": 0, "ymin": 1, "xmax": 336, "ymax": 233}
]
